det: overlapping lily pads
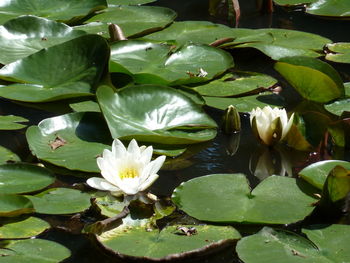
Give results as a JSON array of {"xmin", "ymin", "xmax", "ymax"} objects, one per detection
[
  {"xmin": 76, "ymin": 5, "xmax": 176, "ymax": 38},
  {"xmin": 0, "ymin": 115, "xmax": 28, "ymax": 130},
  {"xmin": 0, "ymin": 0, "xmax": 107, "ymax": 25},
  {"xmin": 0, "ymin": 194, "xmax": 34, "ymax": 217},
  {"xmin": 109, "ymin": 40, "xmax": 234, "ymax": 85},
  {"xmin": 97, "ymin": 85, "xmax": 218, "ymax": 144},
  {"xmin": 0, "ymin": 34, "xmax": 109, "ymax": 102},
  {"xmin": 325, "ymin": 42, "xmax": 350, "ymax": 63},
  {"xmin": 26, "ymin": 112, "xmax": 111, "ymax": 172},
  {"xmin": 172, "ymin": 174, "xmax": 318, "ymax": 224},
  {"xmin": 0, "ymin": 15, "xmax": 86, "ymax": 64}
]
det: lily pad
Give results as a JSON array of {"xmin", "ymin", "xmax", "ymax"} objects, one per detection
[
  {"xmin": 96, "ymin": 224, "xmax": 240, "ymax": 259},
  {"xmin": 25, "ymin": 187, "xmax": 91, "ymax": 215},
  {"xmin": 108, "ymin": 0, "xmax": 157, "ymax": 4},
  {"xmin": 306, "ymin": 0, "xmax": 350, "ymax": 18},
  {"xmin": 325, "ymin": 42, "xmax": 350, "ymax": 63},
  {"xmin": 204, "ymin": 92, "xmax": 285, "ymax": 112},
  {"xmin": 274, "ymin": 56, "xmax": 344, "ymax": 103},
  {"xmin": 299, "ymin": 160, "xmax": 350, "ymax": 190},
  {"xmin": 236, "ymin": 224, "xmax": 350, "ymax": 263},
  {"xmin": 0, "ymin": 146, "xmax": 20, "ymax": 164},
  {"xmin": 0, "ymin": 0, "xmax": 107, "ymax": 25},
  {"xmin": 76, "ymin": 5, "xmax": 176, "ymax": 38},
  {"xmin": 97, "ymin": 85, "xmax": 217, "ymax": 144},
  {"xmin": 69, "ymin": 100, "xmax": 101, "ymax": 112},
  {"xmin": 0, "ymin": 115, "xmax": 28, "ymax": 130},
  {"xmin": 0, "ymin": 238, "xmax": 71, "ymax": 263},
  {"xmin": 26, "ymin": 112, "xmax": 111, "ymax": 173},
  {"xmin": 0, "ymin": 216, "xmax": 50, "ymax": 239},
  {"xmin": 109, "ymin": 40, "xmax": 234, "ymax": 85},
  {"xmin": 172, "ymin": 174, "xmax": 318, "ymax": 224},
  {"xmin": 0, "ymin": 34, "xmax": 109, "ymax": 102},
  {"xmin": 325, "ymin": 98, "xmax": 350, "ymax": 116},
  {"xmin": 273, "ymin": 0, "xmax": 317, "ymax": 5},
  {"xmin": 0, "ymin": 15, "xmax": 86, "ymax": 65},
  {"xmin": 192, "ymin": 71, "xmax": 277, "ymax": 97},
  {"xmin": 0, "ymin": 194, "xmax": 34, "ymax": 217},
  {"xmin": 0, "ymin": 163, "xmax": 55, "ymax": 194}
]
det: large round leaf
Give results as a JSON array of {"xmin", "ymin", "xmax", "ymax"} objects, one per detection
[
  {"xmin": 274, "ymin": 56, "xmax": 344, "ymax": 103},
  {"xmin": 273, "ymin": 0, "xmax": 317, "ymax": 5},
  {"xmin": 109, "ymin": 40, "xmax": 234, "ymax": 85},
  {"xmin": 0, "ymin": 15, "xmax": 86, "ymax": 64},
  {"xmin": 0, "ymin": 34, "xmax": 109, "ymax": 102},
  {"xmin": 0, "ymin": 0, "xmax": 107, "ymax": 25},
  {"xmin": 172, "ymin": 174, "xmax": 318, "ymax": 224},
  {"xmin": 306, "ymin": 0, "xmax": 350, "ymax": 18},
  {"xmin": 204, "ymin": 92, "xmax": 285, "ymax": 112},
  {"xmin": 0, "ymin": 216, "xmax": 50, "ymax": 239},
  {"xmin": 97, "ymin": 85, "xmax": 217, "ymax": 144},
  {"xmin": 0, "ymin": 146, "xmax": 20, "ymax": 164},
  {"xmin": 0, "ymin": 238, "xmax": 71, "ymax": 263},
  {"xmin": 299, "ymin": 160, "xmax": 350, "ymax": 190},
  {"xmin": 325, "ymin": 98, "xmax": 350, "ymax": 116},
  {"xmin": 0, "ymin": 163, "xmax": 55, "ymax": 194},
  {"xmin": 76, "ymin": 5, "xmax": 176, "ymax": 38},
  {"xmin": 26, "ymin": 112, "xmax": 111, "ymax": 173},
  {"xmin": 0, "ymin": 194, "xmax": 34, "ymax": 217},
  {"xmin": 237, "ymin": 225, "xmax": 350, "ymax": 263},
  {"xmin": 0, "ymin": 115, "xmax": 28, "ymax": 130},
  {"xmin": 96, "ymin": 224, "xmax": 240, "ymax": 259},
  {"xmin": 25, "ymin": 187, "xmax": 91, "ymax": 214}
]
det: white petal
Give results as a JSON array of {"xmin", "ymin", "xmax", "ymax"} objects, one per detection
[
  {"xmin": 127, "ymin": 139, "xmax": 141, "ymax": 157},
  {"xmin": 112, "ymin": 139, "xmax": 126, "ymax": 157},
  {"xmin": 148, "ymin": 155, "xmax": 166, "ymax": 175},
  {"xmin": 139, "ymin": 173, "xmax": 159, "ymax": 192},
  {"xmin": 87, "ymin": 177, "xmax": 121, "ymax": 192},
  {"xmin": 118, "ymin": 178, "xmax": 140, "ymax": 195},
  {"xmin": 140, "ymin": 146, "xmax": 153, "ymax": 165},
  {"xmin": 281, "ymin": 113, "xmax": 294, "ymax": 139},
  {"xmin": 97, "ymin": 156, "xmax": 119, "ymax": 186}
]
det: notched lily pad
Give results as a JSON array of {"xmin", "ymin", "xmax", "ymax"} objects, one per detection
[
  {"xmin": 0, "ymin": 194, "xmax": 34, "ymax": 217},
  {"xmin": 325, "ymin": 42, "xmax": 350, "ymax": 63},
  {"xmin": 0, "ymin": 115, "xmax": 28, "ymax": 130}
]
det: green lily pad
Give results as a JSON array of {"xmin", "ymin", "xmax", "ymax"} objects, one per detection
[
  {"xmin": 0, "ymin": 146, "xmax": 20, "ymax": 164},
  {"xmin": 109, "ymin": 40, "xmax": 234, "ymax": 85},
  {"xmin": 325, "ymin": 42, "xmax": 350, "ymax": 63},
  {"xmin": 0, "ymin": 216, "xmax": 50, "ymax": 239},
  {"xmin": 192, "ymin": 71, "xmax": 277, "ymax": 97},
  {"xmin": 0, "ymin": 238, "xmax": 71, "ymax": 263},
  {"xmin": 69, "ymin": 100, "xmax": 101, "ymax": 112},
  {"xmin": 204, "ymin": 92, "xmax": 285, "ymax": 112},
  {"xmin": 236, "ymin": 224, "xmax": 350, "ymax": 263},
  {"xmin": 93, "ymin": 192, "xmax": 127, "ymax": 217},
  {"xmin": 0, "ymin": 115, "xmax": 28, "ymax": 130},
  {"xmin": 228, "ymin": 28, "xmax": 331, "ymax": 60},
  {"xmin": 299, "ymin": 160, "xmax": 350, "ymax": 190},
  {"xmin": 0, "ymin": 194, "xmax": 34, "ymax": 217},
  {"xmin": 306, "ymin": 0, "xmax": 350, "ymax": 18},
  {"xmin": 108, "ymin": 0, "xmax": 157, "ymax": 4},
  {"xmin": 26, "ymin": 112, "xmax": 111, "ymax": 173},
  {"xmin": 273, "ymin": 0, "xmax": 317, "ymax": 5},
  {"xmin": 0, "ymin": 15, "xmax": 86, "ymax": 65},
  {"xmin": 76, "ymin": 5, "xmax": 176, "ymax": 38},
  {"xmin": 0, "ymin": 163, "xmax": 55, "ymax": 194},
  {"xmin": 0, "ymin": 0, "xmax": 107, "ymax": 25},
  {"xmin": 97, "ymin": 85, "xmax": 217, "ymax": 144},
  {"xmin": 172, "ymin": 174, "xmax": 318, "ymax": 224},
  {"xmin": 0, "ymin": 34, "xmax": 109, "ymax": 102},
  {"xmin": 325, "ymin": 98, "xmax": 350, "ymax": 116},
  {"xmin": 144, "ymin": 20, "xmax": 251, "ymax": 45},
  {"xmin": 274, "ymin": 56, "xmax": 344, "ymax": 103},
  {"xmin": 321, "ymin": 165, "xmax": 350, "ymax": 203},
  {"xmin": 25, "ymin": 187, "xmax": 91, "ymax": 214},
  {"xmin": 96, "ymin": 224, "xmax": 240, "ymax": 259}
]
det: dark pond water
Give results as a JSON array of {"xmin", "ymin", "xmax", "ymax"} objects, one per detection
[{"xmin": 1, "ymin": 0, "xmax": 350, "ymax": 262}]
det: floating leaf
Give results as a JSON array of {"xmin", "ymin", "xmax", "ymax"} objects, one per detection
[
  {"xmin": 299, "ymin": 160, "xmax": 350, "ymax": 190},
  {"xmin": 306, "ymin": 0, "xmax": 350, "ymax": 18},
  {"xmin": 0, "ymin": 146, "xmax": 20, "ymax": 164},
  {"xmin": 108, "ymin": 0, "xmax": 156, "ymax": 4},
  {"xmin": 96, "ymin": 224, "xmax": 240, "ymax": 259},
  {"xmin": 0, "ymin": 194, "xmax": 34, "ymax": 217},
  {"xmin": 26, "ymin": 112, "xmax": 111, "ymax": 173},
  {"xmin": 0, "ymin": 163, "xmax": 55, "ymax": 194},
  {"xmin": 273, "ymin": 0, "xmax": 317, "ymax": 5},
  {"xmin": 0, "ymin": 15, "xmax": 86, "ymax": 64},
  {"xmin": 76, "ymin": 5, "xmax": 176, "ymax": 38},
  {"xmin": 25, "ymin": 187, "xmax": 91, "ymax": 214},
  {"xmin": 0, "ymin": 115, "xmax": 28, "ymax": 130},
  {"xmin": 274, "ymin": 56, "xmax": 344, "ymax": 103},
  {"xmin": 69, "ymin": 100, "xmax": 101, "ymax": 112},
  {"xmin": 0, "ymin": 216, "xmax": 50, "ymax": 239},
  {"xmin": 97, "ymin": 85, "xmax": 217, "ymax": 144},
  {"xmin": 321, "ymin": 165, "xmax": 350, "ymax": 203},
  {"xmin": 237, "ymin": 224, "xmax": 350, "ymax": 263},
  {"xmin": 109, "ymin": 40, "xmax": 233, "ymax": 85},
  {"xmin": 325, "ymin": 98, "xmax": 350, "ymax": 116},
  {"xmin": 92, "ymin": 192, "xmax": 126, "ymax": 218},
  {"xmin": 172, "ymin": 174, "xmax": 318, "ymax": 224},
  {"xmin": 0, "ymin": 34, "xmax": 109, "ymax": 102},
  {"xmin": 325, "ymin": 42, "xmax": 350, "ymax": 63},
  {"xmin": 0, "ymin": 238, "xmax": 71, "ymax": 263},
  {"xmin": 0, "ymin": 0, "xmax": 107, "ymax": 24}
]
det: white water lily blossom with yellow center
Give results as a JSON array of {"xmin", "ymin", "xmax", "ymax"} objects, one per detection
[
  {"xmin": 250, "ymin": 106, "xmax": 294, "ymax": 146},
  {"xmin": 87, "ymin": 139, "xmax": 166, "ymax": 196}
]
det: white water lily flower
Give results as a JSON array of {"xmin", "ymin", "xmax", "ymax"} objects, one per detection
[
  {"xmin": 87, "ymin": 139, "xmax": 166, "ymax": 196},
  {"xmin": 250, "ymin": 106, "xmax": 294, "ymax": 146}
]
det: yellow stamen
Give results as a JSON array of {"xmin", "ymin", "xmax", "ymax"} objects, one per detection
[{"xmin": 119, "ymin": 168, "xmax": 138, "ymax": 179}]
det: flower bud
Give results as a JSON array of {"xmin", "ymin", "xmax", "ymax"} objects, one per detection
[{"xmin": 222, "ymin": 105, "xmax": 241, "ymax": 134}]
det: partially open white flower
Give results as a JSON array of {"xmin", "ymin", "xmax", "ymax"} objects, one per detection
[
  {"xmin": 87, "ymin": 139, "xmax": 166, "ymax": 196},
  {"xmin": 250, "ymin": 106, "xmax": 294, "ymax": 146}
]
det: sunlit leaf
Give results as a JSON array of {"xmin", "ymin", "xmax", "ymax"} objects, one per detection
[
  {"xmin": 0, "ymin": 115, "xmax": 28, "ymax": 130},
  {"xmin": 0, "ymin": 194, "xmax": 34, "ymax": 217}
]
